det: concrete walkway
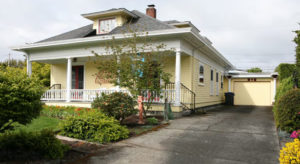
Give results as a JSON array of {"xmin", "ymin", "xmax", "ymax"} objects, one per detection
[{"xmin": 79, "ymin": 106, "xmax": 279, "ymax": 164}]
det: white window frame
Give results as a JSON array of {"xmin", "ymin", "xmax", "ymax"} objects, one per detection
[
  {"xmin": 98, "ymin": 18, "xmax": 117, "ymax": 34},
  {"xmin": 216, "ymin": 72, "xmax": 219, "ymax": 96},
  {"xmin": 198, "ymin": 64, "xmax": 204, "ymax": 85},
  {"xmin": 210, "ymin": 69, "xmax": 214, "ymax": 95}
]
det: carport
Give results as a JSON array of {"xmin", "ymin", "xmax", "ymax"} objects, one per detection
[{"xmin": 225, "ymin": 72, "xmax": 278, "ymax": 106}]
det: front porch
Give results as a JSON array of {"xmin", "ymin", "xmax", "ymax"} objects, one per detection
[
  {"xmin": 41, "ymin": 82, "xmax": 195, "ymax": 112},
  {"xmin": 25, "ymin": 47, "xmax": 196, "ymax": 111}
]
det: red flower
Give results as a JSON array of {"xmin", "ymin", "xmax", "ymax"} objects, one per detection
[{"xmin": 75, "ymin": 108, "xmax": 81, "ymax": 112}]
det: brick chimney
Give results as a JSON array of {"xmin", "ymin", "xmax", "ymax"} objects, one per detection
[{"xmin": 146, "ymin": 4, "xmax": 156, "ymax": 18}]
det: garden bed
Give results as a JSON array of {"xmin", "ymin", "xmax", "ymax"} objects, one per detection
[{"xmin": 3, "ymin": 105, "xmax": 170, "ymax": 163}]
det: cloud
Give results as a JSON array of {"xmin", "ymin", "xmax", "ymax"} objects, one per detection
[{"xmin": 0, "ymin": 0, "xmax": 299, "ymax": 71}]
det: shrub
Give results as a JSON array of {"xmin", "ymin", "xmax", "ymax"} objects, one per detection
[
  {"xmin": 147, "ymin": 117, "xmax": 159, "ymax": 125},
  {"xmin": 275, "ymin": 89, "xmax": 300, "ymax": 132},
  {"xmin": 275, "ymin": 76, "xmax": 294, "ymax": 102},
  {"xmin": 91, "ymin": 92, "xmax": 137, "ymax": 122},
  {"xmin": 0, "ymin": 67, "xmax": 44, "ymax": 128},
  {"xmin": 0, "ymin": 129, "xmax": 68, "ymax": 161},
  {"xmin": 59, "ymin": 110, "xmax": 129, "ymax": 143},
  {"xmin": 279, "ymin": 138, "xmax": 300, "ymax": 163}
]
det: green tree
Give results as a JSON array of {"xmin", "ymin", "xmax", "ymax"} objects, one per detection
[
  {"xmin": 294, "ymin": 28, "xmax": 300, "ymax": 88},
  {"xmin": 93, "ymin": 32, "xmax": 172, "ymax": 115},
  {"xmin": 31, "ymin": 62, "xmax": 50, "ymax": 87},
  {"xmin": 275, "ymin": 63, "xmax": 296, "ymax": 80},
  {"xmin": 247, "ymin": 67, "xmax": 262, "ymax": 73},
  {"xmin": 0, "ymin": 59, "xmax": 25, "ymax": 68},
  {"xmin": 0, "ymin": 59, "xmax": 50, "ymax": 88},
  {"xmin": 0, "ymin": 67, "xmax": 44, "ymax": 131}
]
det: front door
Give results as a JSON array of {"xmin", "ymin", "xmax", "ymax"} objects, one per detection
[
  {"xmin": 72, "ymin": 66, "xmax": 84, "ymax": 89},
  {"xmin": 72, "ymin": 66, "xmax": 84, "ymax": 100}
]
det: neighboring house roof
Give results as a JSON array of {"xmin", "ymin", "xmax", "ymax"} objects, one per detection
[
  {"xmin": 37, "ymin": 10, "xmax": 175, "ymax": 43},
  {"xmin": 229, "ymin": 72, "xmax": 278, "ymax": 78},
  {"xmin": 163, "ymin": 20, "xmax": 181, "ymax": 24}
]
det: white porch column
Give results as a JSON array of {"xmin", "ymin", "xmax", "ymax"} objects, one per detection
[
  {"xmin": 26, "ymin": 55, "xmax": 32, "ymax": 76},
  {"xmin": 66, "ymin": 57, "xmax": 72, "ymax": 102},
  {"xmin": 228, "ymin": 76, "xmax": 232, "ymax": 92},
  {"xmin": 174, "ymin": 49, "xmax": 181, "ymax": 106}
]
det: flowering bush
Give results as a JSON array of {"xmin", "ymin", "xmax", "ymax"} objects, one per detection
[
  {"xmin": 41, "ymin": 105, "xmax": 91, "ymax": 119},
  {"xmin": 91, "ymin": 92, "xmax": 137, "ymax": 122},
  {"xmin": 279, "ymin": 138, "xmax": 300, "ymax": 163},
  {"xmin": 291, "ymin": 130, "xmax": 300, "ymax": 139}
]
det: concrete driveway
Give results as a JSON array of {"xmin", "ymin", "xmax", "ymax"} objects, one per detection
[{"xmin": 80, "ymin": 106, "xmax": 279, "ymax": 164}]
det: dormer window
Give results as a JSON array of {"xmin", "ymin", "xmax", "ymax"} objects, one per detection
[{"xmin": 99, "ymin": 18, "xmax": 116, "ymax": 34}]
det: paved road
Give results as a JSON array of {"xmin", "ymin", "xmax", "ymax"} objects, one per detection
[{"xmin": 80, "ymin": 106, "xmax": 279, "ymax": 164}]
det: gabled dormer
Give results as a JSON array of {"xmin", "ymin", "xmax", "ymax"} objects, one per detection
[{"xmin": 82, "ymin": 8, "xmax": 139, "ymax": 34}]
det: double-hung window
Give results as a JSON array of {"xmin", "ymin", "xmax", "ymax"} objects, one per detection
[
  {"xmin": 99, "ymin": 18, "xmax": 116, "ymax": 34},
  {"xmin": 221, "ymin": 75, "xmax": 224, "ymax": 89},
  {"xmin": 216, "ymin": 72, "xmax": 219, "ymax": 96},
  {"xmin": 199, "ymin": 65, "xmax": 204, "ymax": 85},
  {"xmin": 210, "ymin": 69, "xmax": 214, "ymax": 95}
]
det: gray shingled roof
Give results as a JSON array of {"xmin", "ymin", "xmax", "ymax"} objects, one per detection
[
  {"xmin": 37, "ymin": 24, "xmax": 95, "ymax": 43},
  {"xmin": 37, "ymin": 9, "xmax": 175, "ymax": 43},
  {"xmin": 110, "ymin": 10, "xmax": 175, "ymax": 34}
]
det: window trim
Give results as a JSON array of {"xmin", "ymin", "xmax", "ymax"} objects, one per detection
[
  {"xmin": 210, "ymin": 69, "xmax": 214, "ymax": 96},
  {"xmin": 216, "ymin": 72, "xmax": 219, "ymax": 96},
  {"xmin": 221, "ymin": 74, "xmax": 224, "ymax": 89},
  {"xmin": 98, "ymin": 17, "xmax": 117, "ymax": 34},
  {"xmin": 198, "ymin": 64, "xmax": 204, "ymax": 86}
]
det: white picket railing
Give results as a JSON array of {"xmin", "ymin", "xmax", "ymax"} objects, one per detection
[
  {"xmin": 41, "ymin": 89, "xmax": 176, "ymax": 103},
  {"xmin": 41, "ymin": 89, "xmax": 67, "ymax": 101}
]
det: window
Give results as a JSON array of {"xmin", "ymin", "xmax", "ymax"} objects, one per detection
[
  {"xmin": 199, "ymin": 65, "xmax": 204, "ymax": 84},
  {"xmin": 216, "ymin": 72, "xmax": 219, "ymax": 95},
  {"xmin": 221, "ymin": 75, "xmax": 224, "ymax": 89},
  {"xmin": 99, "ymin": 18, "xmax": 116, "ymax": 34},
  {"xmin": 210, "ymin": 69, "xmax": 214, "ymax": 95}
]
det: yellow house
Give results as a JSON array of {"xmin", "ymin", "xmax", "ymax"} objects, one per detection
[{"xmin": 12, "ymin": 5, "xmax": 278, "ymax": 116}]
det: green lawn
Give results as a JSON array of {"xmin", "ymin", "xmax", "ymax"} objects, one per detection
[{"xmin": 18, "ymin": 116, "xmax": 61, "ymax": 132}]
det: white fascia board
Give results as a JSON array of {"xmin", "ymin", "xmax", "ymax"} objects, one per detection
[
  {"xmin": 232, "ymin": 74, "xmax": 273, "ymax": 78},
  {"xmin": 11, "ymin": 28, "xmax": 192, "ymax": 51}
]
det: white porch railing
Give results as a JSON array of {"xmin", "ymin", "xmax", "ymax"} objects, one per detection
[
  {"xmin": 41, "ymin": 89, "xmax": 176, "ymax": 103},
  {"xmin": 41, "ymin": 89, "xmax": 67, "ymax": 101}
]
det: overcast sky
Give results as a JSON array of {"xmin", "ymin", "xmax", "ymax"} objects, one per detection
[{"xmin": 1, "ymin": 0, "xmax": 299, "ymax": 71}]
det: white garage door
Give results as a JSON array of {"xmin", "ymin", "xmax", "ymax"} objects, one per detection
[{"xmin": 234, "ymin": 82, "xmax": 271, "ymax": 106}]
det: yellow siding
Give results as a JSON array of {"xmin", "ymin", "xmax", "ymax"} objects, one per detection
[
  {"xmin": 181, "ymin": 55, "xmax": 192, "ymax": 89},
  {"xmin": 156, "ymin": 55, "xmax": 192, "ymax": 88},
  {"xmin": 51, "ymin": 64, "xmax": 66, "ymax": 89},
  {"xmin": 191, "ymin": 57, "xmax": 224, "ymax": 108},
  {"xmin": 85, "ymin": 62, "xmax": 114, "ymax": 89}
]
